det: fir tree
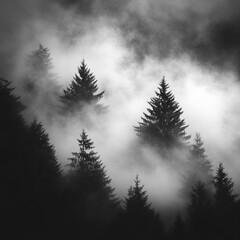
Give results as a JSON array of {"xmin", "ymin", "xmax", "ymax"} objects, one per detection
[
  {"xmin": 190, "ymin": 133, "xmax": 213, "ymax": 184},
  {"xmin": 24, "ymin": 44, "xmax": 55, "ymax": 92},
  {"xmin": 66, "ymin": 130, "xmax": 118, "ymax": 229},
  {"xmin": 28, "ymin": 120, "xmax": 61, "ymax": 182},
  {"xmin": 125, "ymin": 175, "xmax": 151, "ymax": 215},
  {"xmin": 61, "ymin": 60, "xmax": 104, "ymax": 112},
  {"xmin": 134, "ymin": 77, "xmax": 190, "ymax": 149},
  {"xmin": 124, "ymin": 175, "xmax": 164, "ymax": 240},
  {"xmin": 189, "ymin": 181, "xmax": 212, "ymax": 220},
  {"xmin": 23, "ymin": 44, "xmax": 59, "ymax": 118},
  {"xmin": 214, "ymin": 163, "xmax": 238, "ymax": 207},
  {"xmin": 188, "ymin": 181, "xmax": 213, "ymax": 239}
]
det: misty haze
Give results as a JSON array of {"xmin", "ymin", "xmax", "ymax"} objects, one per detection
[{"xmin": 1, "ymin": 0, "xmax": 240, "ymax": 239}]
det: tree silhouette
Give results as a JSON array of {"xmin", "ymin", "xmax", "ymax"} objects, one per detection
[
  {"xmin": 22, "ymin": 44, "xmax": 59, "ymax": 119},
  {"xmin": 214, "ymin": 163, "xmax": 238, "ymax": 207},
  {"xmin": 134, "ymin": 77, "xmax": 190, "ymax": 149},
  {"xmin": 24, "ymin": 44, "xmax": 55, "ymax": 92},
  {"xmin": 187, "ymin": 181, "xmax": 213, "ymax": 239},
  {"xmin": 61, "ymin": 60, "xmax": 104, "ymax": 113},
  {"xmin": 0, "ymin": 78, "xmax": 62, "ymax": 238},
  {"xmin": 66, "ymin": 130, "xmax": 118, "ymax": 237},
  {"xmin": 212, "ymin": 163, "xmax": 239, "ymax": 240},
  {"xmin": 190, "ymin": 133, "xmax": 213, "ymax": 185},
  {"xmin": 124, "ymin": 175, "xmax": 164, "ymax": 240}
]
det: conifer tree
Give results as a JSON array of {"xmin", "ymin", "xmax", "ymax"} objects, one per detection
[
  {"xmin": 134, "ymin": 77, "xmax": 190, "ymax": 149},
  {"xmin": 214, "ymin": 163, "xmax": 238, "ymax": 207},
  {"xmin": 61, "ymin": 60, "xmax": 104, "ymax": 112},
  {"xmin": 124, "ymin": 175, "xmax": 164, "ymax": 239},
  {"xmin": 28, "ymin": 120, "xmax": 61, "ymax": 183},
  {"xmin": 190, "ymin": 133, "xmax": 213, "ymax": 184},
  {"xmin": 189, "ymin": 181, "xmax": 212, "ymax": 220},
  {"xmin": 23, "ymin": 44, "xmax": 59, "ymax": 118},
  {"xmin": 24, "ymin": 44, "xmax": 55, "ymax": 92},
  {"xmin": 188, "ymin": 181, "xmax": 213, "ymax": 239},
  {"xmin": 67, "ymin": 130, "xmax": 118, "ymax": 227}
]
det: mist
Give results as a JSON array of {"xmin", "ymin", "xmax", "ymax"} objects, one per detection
[{"xmin": 1, "ymin": 0, "xmax": 240, "ymax": 223}]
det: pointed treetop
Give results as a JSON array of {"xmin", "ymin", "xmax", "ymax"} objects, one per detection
[
  {"xmin": 61, "ymin": 59, "xmax": 104, "ymax": 109},
  {"xmin": 214, "ymin": 162, "xmax": 238, "ymax": 206},
  {"xmin": 134, "ymin": 76, "xmax": 190, "ymax": 148}
]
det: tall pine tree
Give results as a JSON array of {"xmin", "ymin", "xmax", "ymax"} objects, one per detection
[
  {"xmin": 24, "ymin": 44, "xmax": 55, "ymax": 92},
  {"xmin": 66, "ymin": 129, "xmax": 118, "ymax": 233},
  {"xmin": 190, "ymin": 133, "xmax": 213, "ymax": 185},
  {"xmin": 134, "ymin": 77, "xmax": 190, "ymax": 149},
  {"xmin": 187, "ymin": 181, "xmax": 213, "ymax": 240},
  {"xmin": 124, "ymin": 175, "xmax": 164, "ymax": 240},
  {"xmin": 61, "ymin": 60, "xmax": 104, "ymax": 112},
  {"xmin": 23, "ymin": 44, "xmax": 59, "ymax": 118},
  {"xmin": 214, "ymin": 163, "xmax": 238, "ymax": 207}
]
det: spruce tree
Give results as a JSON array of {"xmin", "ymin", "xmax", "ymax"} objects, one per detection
[
  {"xmin": 190, "ymin": 133, "xmax": 213, "ymax": 184},
  {"xmin": 134, "ymin": 77, "xmax": 190, "ymax": 149},
  {"xmin": 28, "ymin": 120, "xmax": 61, "ymax": 183},
  {"xmin": 61, "ymin": 60, "xmax": 104, "ymax": 112},
  {"xmin": 189, "ymin": 181, "xmax": 212, "ymax": 220},
  {"xmin": 23, "ymin": 44, "xmax": 59, "ymax": 118},
  {"xmin": 188, "ymin": 181, "xmax": 213, "ymax": 239},
  {"xmin": 214, "ymin": 163, "xmax": 238, "ymax": 207},
  {"xmin": 124, "ymin": 175, "xmax": 164, "ymax": 239},
  {"xmin": 24, "ymin": 44, "xmax": 55, "ymax": 92},
  {"xmin": 66, "ymin": 130, "xmax": 118, "ymax": 228}
]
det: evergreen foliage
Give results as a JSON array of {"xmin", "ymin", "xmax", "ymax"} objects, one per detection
[
  {"xmin": 190, "ymin": 133, "xmax": 213, "ymax": 184},
  {"xmin": 61, "ymin": 60, "xmax": 104, "ymax": 112},
  {"xmin": 214, "ymin": 163, "xmax": 238, "ymax": 207},
  {"xmin": 134, "ymin": 77, "xmax": 190, "ymax": 149},
  {"xmin": 0, "ymin": 78, "xmax": 62, "ymax": 238},
  {"xmin": 66, "ymin": 129, "xmax": 118, "ymax": 236},
  {"xmin": 24, "ymin": 44, "xmax": 55, "ymax": 92},
  {"xmin": 123, "ymin": 175, "xmax": 164, "ymax": 240},
  {"xmin": 188, "ymin": 181, "xmax": 213, "ymax": 239}
]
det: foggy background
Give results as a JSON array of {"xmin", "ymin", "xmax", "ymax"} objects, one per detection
[{"xmin": 1, "ymin": 0, "xmax": 240, "ymax": 220}]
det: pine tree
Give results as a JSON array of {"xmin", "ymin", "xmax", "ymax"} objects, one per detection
[
  {"xmin": 0, "ymin": 79, "xmax": 62, "ymax": 237},
  {"xmin": 190, "ymin": 133, "xmax": 213, "ymax": 184},
  {"xmin": 189, "ymin": 181, "xmax": 212, "ymax": 220},
  {"xmin": 188, "ymin": 181, "xmax": 213, "ymax": 239},
  {"xmin": 28, "ymin": 120, "xmax": 62, "ymax": 182},
  {"xmin": 24, "ymin": 44, "xmax": 55, "ymax": 92},
  {"xmin": 124, "ymin": 175, "xmax": 164, "ymax": 239},
  {"xmin": 125, "ymin": 175, "xmax": 151, "ymax": 215},
  {"xmin": 134, "ymin": 77, "xmax": 190, "ymax": 149},
  {"xmin": 22, "ymin": 44, "xmax": 59, "ymax": 118},
  {"xmin": 66, "ymin": 130, "xmax": 118, "ymax": 229},
  {"xmin": 214, "ymin": 163, "xmax": 238, "ymax": 207},
  {"xmin": 61, "ymin": 60, "xmax": 104, "ymax": 112}
]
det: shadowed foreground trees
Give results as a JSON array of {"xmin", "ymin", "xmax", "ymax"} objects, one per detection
[
  {"xmin": 3, "ymin": 76, "xmax": 240, "ymax": 240},
  {"xmin": 119, "ymin": 175, "xmax": 164, "ymax": 240},
  {"xmin": 0, "ymin": 78, "xmax": 62, "ymax": 238},
  {"xmin": 63, "ymin": 130, "xmax": 119, "ymax": 238}
]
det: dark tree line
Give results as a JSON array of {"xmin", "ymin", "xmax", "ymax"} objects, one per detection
[{"xmin": 1, "ymin": 44, "xmax": 240, "ymax": 239}]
